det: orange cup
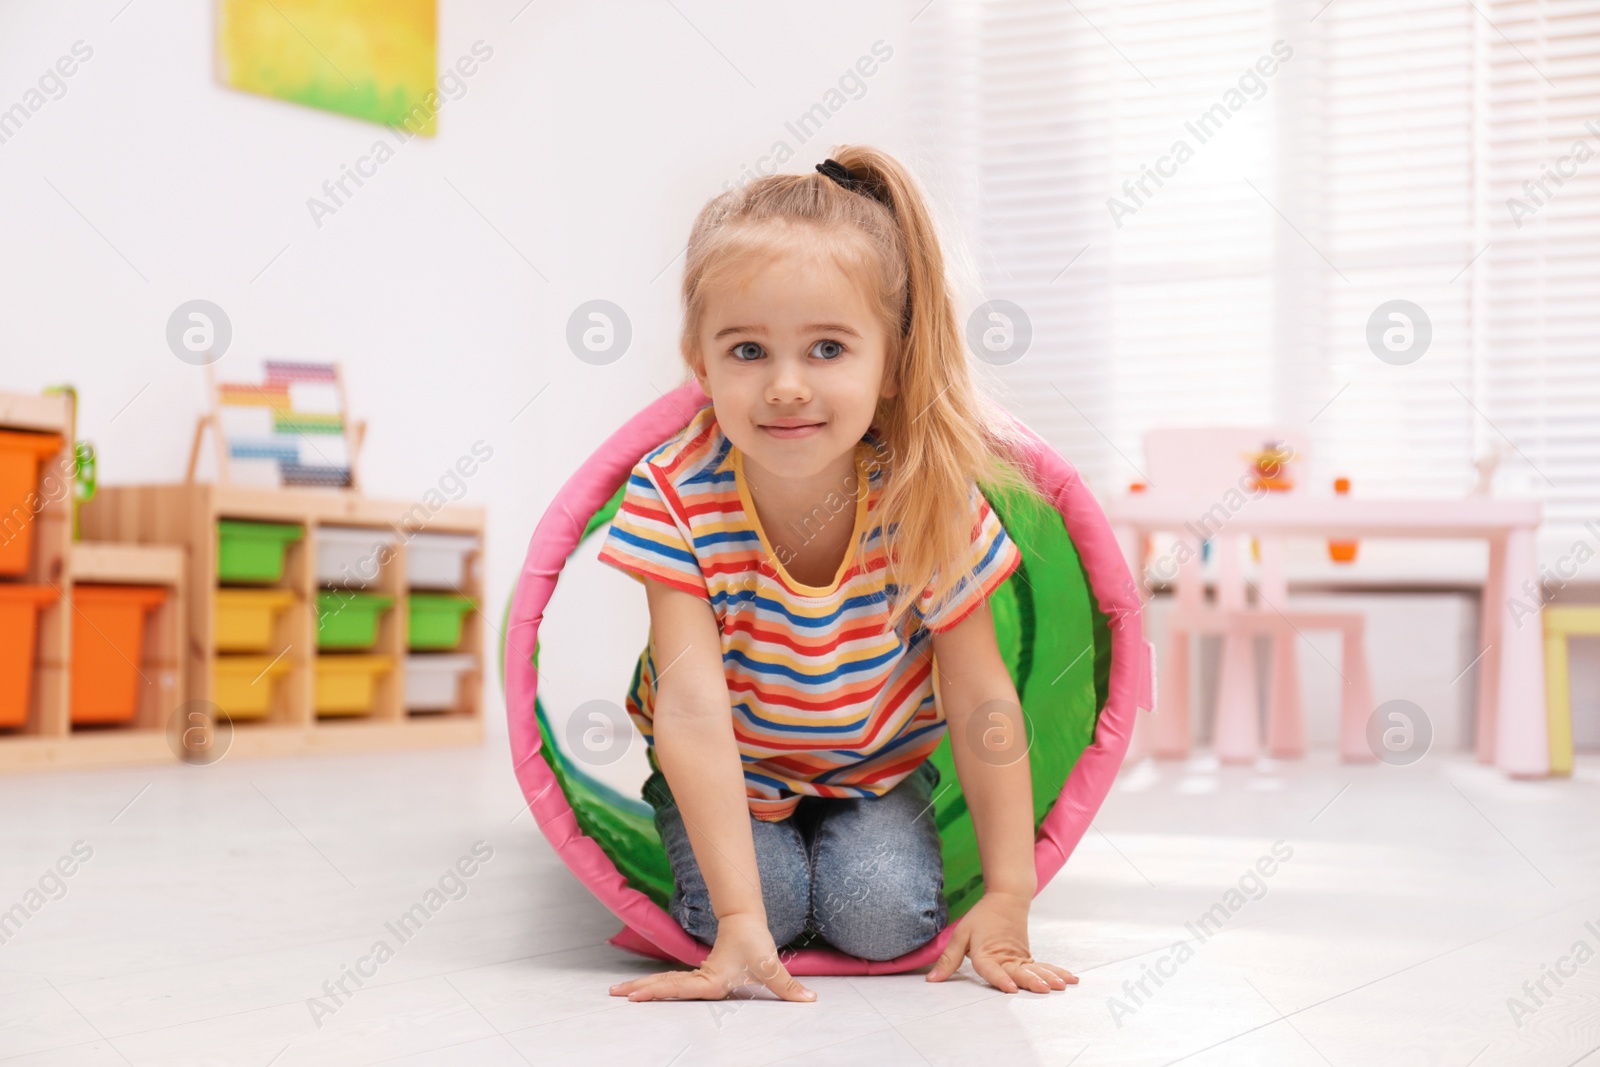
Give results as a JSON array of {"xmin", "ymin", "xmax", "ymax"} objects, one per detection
[{"xmin": 1328, "ymin": 477, "xmax": 1358, "ymax": 563}]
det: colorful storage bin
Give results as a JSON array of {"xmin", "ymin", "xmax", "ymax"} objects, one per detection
[
  {"xmin": 216, "ymin": 520, "xmax": 304, "ymax": 584},
  {"xmin": 0, "ymin": 430, "xmax": 64, "ymax": 576},
  {"xmin": 406, "ymin": 532, "xmax": 479, "ymax": 589},
  {"xmin": 69, "ymin": 584, "xmax": 168, "ymax": 725},
  {"xmin": 316, "ymin": 526, "xmax": 397, "ymax": 589},
  {"xmin": 0, "ymin": 583, "xmax": 60, "ymax": 727},
  {"xmin": 314, "ymin": 654, "xmax": 392, "ymax": 716},
  {"xmin": 214, "ymin": 589, "xmax": 297, "ymax": 653},
  {"xmin": 403, "ymin": 654, "xmax": 475, "ymax": 712},
  {"xmin": 212, "ymin": 654, "xmax": 292, "ymax": 721},
  {"xmin": 408, "ymin": 594, "xmax": 476, "ymax": 651},
  {"xmin": 316, "ymin": 591, "xmax": 394, "ymax": 650}
]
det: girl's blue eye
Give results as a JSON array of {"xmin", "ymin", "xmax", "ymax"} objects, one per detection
[
  {"xmin": 732, "ymin": 342, "xmax": 763, "ymax": 361},
  {"xmin": 811, "ymin": 339, "xmax": 844, "ymax": 360}
]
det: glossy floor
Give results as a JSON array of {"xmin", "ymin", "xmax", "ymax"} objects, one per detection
[{"xmin": 1, "ymin": 737, "xmax": 1596, "ymax": 1066}]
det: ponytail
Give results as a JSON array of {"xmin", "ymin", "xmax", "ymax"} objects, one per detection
[{"xmin": 824, "ymin": 146, "xmax": 1043, "ymax": 630}]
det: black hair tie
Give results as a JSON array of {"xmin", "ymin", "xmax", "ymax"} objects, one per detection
[{"xmin": 817, "ymin": 158, "xmax": 877, "ymax": 201}]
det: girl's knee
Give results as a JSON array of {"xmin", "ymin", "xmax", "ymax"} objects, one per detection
[
  {"xmin": 661, "ymin": 807, "xmax": 811, "ymax": 949},
  {"xmin": 810, "ymin": 851, "xmax": 947, "ymax": 959},
  {"xmin": 755, "ymin": 824, "xmax": 811, "ymax": 947},
  {"xmin": 808, "ymin": 809, "xmax": 947, "ymax": 959},
  {"xmin": 813, "ymin": 891, "xmax": 947, "ymax": 961}
]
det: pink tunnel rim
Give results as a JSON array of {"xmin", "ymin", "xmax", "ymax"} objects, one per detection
[{"xmin": 504, "ymin": 378, "xmax": 1150, "ymax": 975}]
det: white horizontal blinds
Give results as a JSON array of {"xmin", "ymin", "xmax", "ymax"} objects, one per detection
[
  {"xmin": 951, "ymin": 0, "xmax": 1119, "ymax": 491},
  {"xmin": 912, "ymin": 1, "xmax": 1283, "ymax": 494},
  {"xmin": 1105, "ymin": 0, "xmax": 1279, "ymax": 494},
  {"xmin": 1309, "ymin": 0, "xmax": 1479, "ymax": 501},
  {"xmin": 1484, "ymin": 0, "xmax": 1600, "ymax": 528},
  {"xmin": 917, "ymin": 0, "xmax": 1598, "ymax": 531}
]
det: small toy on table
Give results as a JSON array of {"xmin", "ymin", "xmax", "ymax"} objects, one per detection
[{"xmin": 1247, "ymin": 439, "xmax": 1295, "ymax": 560}]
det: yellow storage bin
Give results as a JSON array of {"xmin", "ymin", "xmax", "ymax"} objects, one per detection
[
  {"xmin": 315, "ymin": 654, "xmax": 392, "ymax": 717},
  {"xmin": 213, "ymin": 654, "xmax": 293, "ymax": 720},
  {"xmin": 214, "ymin": 589, "xmax": 297, "ymax": 653}
]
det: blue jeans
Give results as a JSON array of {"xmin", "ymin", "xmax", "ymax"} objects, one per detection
[{"xmin": 643, "ymin": 760, "xmax": 948, "ymax": 962}]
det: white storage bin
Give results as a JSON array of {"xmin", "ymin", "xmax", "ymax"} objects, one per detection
[
  {"xmin": 404, "ymin": 653, "xmax": 476, "ymax": 712},
  {"xmin": 406, "ymin": 532, "xmax": 480, "ymax": 589},
  {"xmin": 317, "ymin": 527, "xmax": 398, "ymax": 588}
]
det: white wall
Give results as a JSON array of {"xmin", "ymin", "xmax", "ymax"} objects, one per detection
[{"xmin": 0, "ymin": 0, "xmax": 915, "ymax": 739}]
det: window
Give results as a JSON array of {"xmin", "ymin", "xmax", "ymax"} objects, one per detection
[{"xmin": 912, "ymin": 0, "xmax": 1600, "ymax": 537}]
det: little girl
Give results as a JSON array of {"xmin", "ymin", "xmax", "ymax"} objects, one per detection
[{"xmin": 599, "ymin": 145, "xmax": 1077, "ymax": 1003}]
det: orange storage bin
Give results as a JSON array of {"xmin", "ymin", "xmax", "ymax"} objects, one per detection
[
  {"xmin": 69, "ymin": 584, "xmax": 168, "ymax": 725},
  {"xmin": 0, "ymin": 583, "xmax": 60, "ymax": 728},
  {"xmin": 0, "ymin": 430, "xmax": 64, "ymax": 577}
]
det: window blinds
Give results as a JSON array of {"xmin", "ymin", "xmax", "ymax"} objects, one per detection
[
  {"xmin": 913, "ymin": 0, "xmax": 1600, "ymax": 535},
  {"xmin": 1483, "ymin": 0, "xmax": 1600, "ymax": 527}
]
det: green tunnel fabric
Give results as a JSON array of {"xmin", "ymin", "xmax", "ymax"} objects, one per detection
[{"xmin": 505, "ymin": 475, "xmax": 1111, "ymax": 930}]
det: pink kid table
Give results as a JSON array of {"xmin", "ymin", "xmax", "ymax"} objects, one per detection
[{"xmin": 1105, "ymin": 494, "xmax": 1548, "ymax": 778}]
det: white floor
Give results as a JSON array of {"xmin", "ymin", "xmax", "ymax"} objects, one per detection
[{"xmin": 1, "ymin": 735, "xmax": 1597, "ymax": 1066}]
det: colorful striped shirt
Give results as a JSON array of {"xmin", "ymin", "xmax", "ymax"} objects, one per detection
[{"xmin": 596, "ymin": 403, "xmax": 1022, "ymax": 821}]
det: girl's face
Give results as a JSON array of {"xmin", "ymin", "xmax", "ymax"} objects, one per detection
[{"xmin": 692, "ymin": 243, "xmax": 898, "ymax": 484}]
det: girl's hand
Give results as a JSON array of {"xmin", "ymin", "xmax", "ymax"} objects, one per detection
[
  {"xmin": 608, "ymin": 912, "xmax": 818, "ymax": 1003},
  {"xmin": 924, "ymin": 891, "xmax": 1077, "ymax": 993}
]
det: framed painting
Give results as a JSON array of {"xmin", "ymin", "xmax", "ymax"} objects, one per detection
[{"xmin": 216, "ymin": 0, "xmax": 438, "ymax": 135}]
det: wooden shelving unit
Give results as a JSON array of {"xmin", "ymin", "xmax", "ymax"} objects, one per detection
[
  {"xmin": 77, "ymin": 482, "xmax": 486, "ymax": 765},
  {"xmin": 1, "ymin": 380, "xmax": 486, "ymax": 774},
  {"xmin": 0, "ymin": 393, "xmax": 187, "ymax": 773},
  {"xmin": 1, "ymin": 392, "xmax": 73, "ymax": 746}
]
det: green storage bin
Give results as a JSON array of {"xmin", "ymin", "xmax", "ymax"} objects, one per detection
[
  {"xmin": 316, "ymin": 591, "xmax": 395, "ymax": 650},
  {"xmin": 408, "ymin": 593, "xmax": 476, "ymax": 651},
  {"xmin": 217, "ymin": 520, "xmax": 304, "ymax": 584}
]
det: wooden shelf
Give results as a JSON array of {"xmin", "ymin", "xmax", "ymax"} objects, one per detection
[
  {"xmin": 3, "ymin": 392, "xmax": 75, "ymax": 741},
  {"xmin": 75, "ymin": 481, "xmax": 487, "ymax": 771},
  {"xmin": 1, "ymin": 388, "xmax": 487, "ymax": 774},
  {"xmin": 0, "ymin": 392, "xmax": 76, "ymax": 435},
  {"xmin": 0, "ymin": 388, "xmax": 184, "ymax": 763},
  {"xmin": 69, "ymin": 542, "xmax": 185, "ymax": 586}
]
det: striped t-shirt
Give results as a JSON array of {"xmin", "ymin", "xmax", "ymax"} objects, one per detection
[{"xmin": 596, "ymin": 403, "xmax": 1022, "ymax": 822}]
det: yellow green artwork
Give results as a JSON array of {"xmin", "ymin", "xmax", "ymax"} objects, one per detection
[{"xmin": 216, "ymin": 0, "xmax": 438, "ymax": 135}]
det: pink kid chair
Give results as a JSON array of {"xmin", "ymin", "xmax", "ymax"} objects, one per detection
[{"xmin": 1138, "ymin": 427, "xmax": 1375, "ymax": 763}]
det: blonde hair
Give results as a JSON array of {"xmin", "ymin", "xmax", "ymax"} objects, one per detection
[{"xmin": 679, "ymin": 144, "xmax": 1046, "ymax": 631}]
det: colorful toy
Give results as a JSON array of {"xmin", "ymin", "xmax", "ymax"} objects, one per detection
[
  {"xmin": 188, "ymin": 361, "xmax": 366, "ymax": 489},
  {"xmin": 1248, "ymin": 439, "xmax": 1296, "ymax": 560},
  {"xmin": 1247, "ymin": 439, "xmax": 1296, "ymax": 493},
  {"xmin": 42, "ymin": 385, "xmax": 95, "ymax": 540},
  {"xmin": 503, "ymin": 379, "xmax": 1151, "ymax": 975}
]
